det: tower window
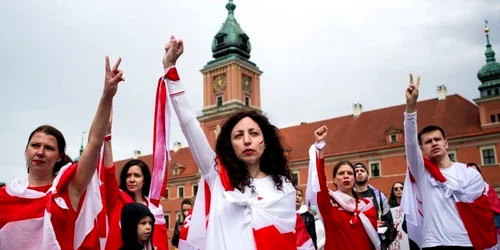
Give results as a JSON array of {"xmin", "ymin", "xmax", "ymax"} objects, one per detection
[
  {"xmin": 496, "ymin": 88, "xmax": 499, "ymax": 95},
  {"xmin": 240, "ymin": 36, "xmax": 248, "ymax": 44},
  {"xmin": 245, "ymin": 96, "xmax": 250, "ymax": 106},
  {"xmin": 497, "ymin": 113, "xmax": 500, "ymax": 122},
  {"xmin": 487, "ymin": 89, "xmax": 492, "ymax": 96},
  {"xmin": 491, "ymin": 114, "xmax": 496, "ymax": 123},
  {"xmin": 216, "ymin": 95, "xmax": 223, "ymax": 107},
  {"xmin": 216, "ymin": 36, "xmax": 225, "ymax": 45}
]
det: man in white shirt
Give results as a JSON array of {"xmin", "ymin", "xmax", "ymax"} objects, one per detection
[{"xmin": 401, "ymin": 74, "xmax": 497, "ymax": 250}]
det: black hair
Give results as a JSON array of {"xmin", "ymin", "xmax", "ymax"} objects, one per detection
[
  {"xmin": 119, "ymin": 159, "xmax": 152, "ymax": 201},
  {"xmin": 180, "ymin": 198, "xmax": 194, "ymax": 221},
  {"xmin": 26, "ymin": 125, "xmax": 66, "ymax": 174},
  {"xmin": 418, "ymin": 125, "xmax": 446, "ymax": 145},
  {"xmin": 215, "ymin": 110, "xmax": 293, "ymax": 193},
  {"xmin": 388, "ymin": 181, "xmax": 404, "ymax": 207}
]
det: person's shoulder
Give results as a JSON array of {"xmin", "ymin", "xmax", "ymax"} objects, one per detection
[{"xmin": 368, "ymin": 184, "xmax": 384, "ymax": 195}]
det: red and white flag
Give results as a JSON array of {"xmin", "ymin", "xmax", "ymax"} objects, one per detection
[
  {"xmin": 178, "ymin": 160, "xmax": 297, "ymax": 250},
  {"xmin": 401, "ymin": 158, "xmax": 498, "ymax": 249},
  {"xmin": 149, "ymin": 67, "xmax": 175, "ymax": 207},
  {"xmin": 0, "ymin": 163, "xmax": 103, "ymax": 249}
]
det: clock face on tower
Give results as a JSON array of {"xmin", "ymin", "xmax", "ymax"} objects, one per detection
[
  {"xmin": 213, "ymin": 75, "xmax": 226, "ymax": 92},
  {"xmin": 242, "ymin": 75, "xmax": 252, "ymax": 93}
]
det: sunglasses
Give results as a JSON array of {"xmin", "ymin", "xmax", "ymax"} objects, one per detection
[{"xmin": 393, "ymin": 187, "xmax": 403, "ymax": 191}]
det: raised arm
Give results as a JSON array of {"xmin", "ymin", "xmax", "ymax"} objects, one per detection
[
  {"xmin": 104, "ymin": 109, "xmax": 113, "ymax": 168},
  {"xmin": 68, "ymin": 57, "xmax": 124, "ymax": 210},
  {"xmin": 102, "ymin": 110, "xmax": 122, "ymax": 206},
  {"xmin": 404, "ymin": 74, "xmax": 424, "ymax": 181},
  {"xmin": 163, "ymin": 36, "xmax": 216, "ymax": 179},
  {"xmin": 313, "ymin": 126, "xmax": 332, "ymax": 214}
]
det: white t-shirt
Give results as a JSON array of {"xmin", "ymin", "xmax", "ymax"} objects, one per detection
[
  {"xmin": 404, "ymin": 112, "xmax": 472, "ymax": 247},
  {"xmin": 419, "ymin": 163, "xmax": 471, "ymax": 247}
]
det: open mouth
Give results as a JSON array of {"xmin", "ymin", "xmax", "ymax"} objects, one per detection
[{"xmin": 342, "ymin": 181, "xmax": 350, "ymax": 186}]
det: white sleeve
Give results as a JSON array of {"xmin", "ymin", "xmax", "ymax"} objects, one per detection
[
  {"xmin": 164, "ymin": 67, "xmax": 217, "ymax": 181},
  {"xmin": 404, "ymin": 112, "xmax": 425, "ymax": 181}
]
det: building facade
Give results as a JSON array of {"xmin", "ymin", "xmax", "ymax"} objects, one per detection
[{"xmin": 113, "ymin": 2, "xmax": 500, "ymax": 248}]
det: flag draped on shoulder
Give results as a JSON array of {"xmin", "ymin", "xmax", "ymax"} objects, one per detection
[
  {"xmin": 0, "ymin": 162, "xmax": 103, "ymax": 250},
  {"xmin": 401, "ymin": 158, "xmax": 497, "ymax": 249},
  {"xmin": 178, "ymin": 159, "xmax": 297, "ymax": 250}
]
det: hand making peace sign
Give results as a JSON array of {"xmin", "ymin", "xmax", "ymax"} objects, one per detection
[
  {"xmin": 103, "ymin": 56, "xmax": 125, "ymax": 98},
  {"xmin": 405, "ymin": 73, "xmax": 420, "ymax": 113}
]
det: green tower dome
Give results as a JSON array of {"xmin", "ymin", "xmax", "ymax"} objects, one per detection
[
  {"xmin": 211, "ymin": 0, "xmax": 251, "ymax": 60},
  {"xmin": 477, "ymin": 21, "xmax": 500, "ymax": 98}
]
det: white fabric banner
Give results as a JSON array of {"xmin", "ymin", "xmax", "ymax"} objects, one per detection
[{"xmin": 387, "ymin": 206, "xmax": 409, "ymax": 250}]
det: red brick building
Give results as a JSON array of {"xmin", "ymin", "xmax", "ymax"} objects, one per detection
[{"xmin": 113, "ymin": 3, "xmax": 500, "ymax": 248}]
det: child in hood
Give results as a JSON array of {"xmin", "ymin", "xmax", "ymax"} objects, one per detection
[{"xmin": 120, "ymin": 203, "xmax": 155, "ymax": 250}]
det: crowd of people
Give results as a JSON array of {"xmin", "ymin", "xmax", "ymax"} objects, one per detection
[{"xmin": 0, "ymin": 36, "xmax": 499, "ymax": 250}]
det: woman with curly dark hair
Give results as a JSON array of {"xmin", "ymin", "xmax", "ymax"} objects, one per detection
[
  {"xmin": 163, "ymin": 36, "xmax": 297, "ymax": 250},
  {"xmin": 388, "ymin": 182, "xmax": 404, "ymax": 208}
]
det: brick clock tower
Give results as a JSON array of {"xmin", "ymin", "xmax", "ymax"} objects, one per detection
[
  {"xmin": 198, "ymin": 0, "xmax": 263, "ymax": 147},
  {"xmin": 474, "ymin": 21, "xmax": 500, "ymax": 129}
]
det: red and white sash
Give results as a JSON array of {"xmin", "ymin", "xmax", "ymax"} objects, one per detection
[
  {"xmin": 178, "ymin": 161, "xmax": 297, "ymax": 250},
  {"xmin": 0, "ymin": 162, "xmax": 102, "ymax": 249},
  {"xmin": 401, "ymin": 158, "xmax": 497, "ymax": 249},
  {"xmin": 149, "ymin": 67, "xmax": 174, "ymax": 207},
  {"xmin": 305, "ymin": 144, "xmax": 381, "ymax": 250}
]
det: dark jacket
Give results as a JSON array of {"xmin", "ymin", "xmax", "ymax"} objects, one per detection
[
  {"xmin": 366, "ymin": 185, "xmax": 396, "ymax": 250},
  {"xmin": 299, "ymin": 211, "xmax": 317, "ymax": 249},
  {"xmin": 120, "ymin": 203, "xmax": 155, "ymax": 250},
  {"xmin": 171, "ymin": 220, "xmax": 183, "ymax": 247}
]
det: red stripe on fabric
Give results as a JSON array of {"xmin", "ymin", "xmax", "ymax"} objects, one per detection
[
  {"xmin": 423, "ymin": 158, "xmax": 446, "ymax": 183},
  {"xmin": 456, "ymin": 195, "xmax": 497, "ymax": 249},
  {"xmin": 408, "ymin": 167, "xmax": 416, "ymax": 184},
  {"xmin": 164, "ymin": 67, "xmax": 180, "ymax": 81},
  {"xmin": 253, "ymin": 226, "xmax": 296, "ymax": 250},
  {"xmin": 150, "ymin": 77, "xmax": 167, "ymax": 206},
  {"xmin": 204, "ymin": 180, "xmax": 211, "ymax": 228},
  {"xmin": 169, "ymin": 91, "xmax": 185, "ymax": 97},
  {"xmin": 216, "ymin": 158, "xmax": 235, "ymax": 191}
]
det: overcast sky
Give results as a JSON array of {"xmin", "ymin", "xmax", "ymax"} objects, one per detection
[{"xmin": 0, "ymin": 0, "xmax": 498, "ymax": 182}]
